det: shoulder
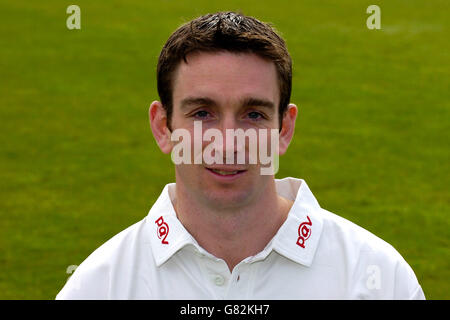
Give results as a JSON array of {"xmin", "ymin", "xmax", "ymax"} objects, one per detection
[
  {"xmin": 319, "ymin": 208, "xmax": 398, "ymax": 256},
  {"xmin": 316, "ymin": 208, "xmax": 425, "ymax": 299},
  {"xmin": 56, "ymin": 218, "xmax": 154, "ymax": 299}
]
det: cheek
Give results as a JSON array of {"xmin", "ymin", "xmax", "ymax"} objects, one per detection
[
  {"xmin": 254, "ymin": 129, "xmax": 280, "ymax": 160},
  {"xmin": 175, "ymin": 164, "xmax": 203, "ymax": 185},
  {"xmin": 171, "ymin": 124, "xmax": 280, "ymax": 167}
]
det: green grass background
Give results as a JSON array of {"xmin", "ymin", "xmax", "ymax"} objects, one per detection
[{"xmin": 0, "ymin": 0, "xmax": 448, "ymax": 299}]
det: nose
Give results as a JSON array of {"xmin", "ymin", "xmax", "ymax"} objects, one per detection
[
  {"xmin": 222, "ymin": 114, "xmax": 238, "ymax": 147},
  {"xmin": 212, "ymin": 114, "xmax": 233, "ymax": 164},
  {"xmin": 217, "ymin": 114, "xmax": 248, "ymax": 165}
]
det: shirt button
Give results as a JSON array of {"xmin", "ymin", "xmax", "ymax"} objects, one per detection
[{"xmin": 214, "ymin": 275, "xmax": 225, "ymax": 286}]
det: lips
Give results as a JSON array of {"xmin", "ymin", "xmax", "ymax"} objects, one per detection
[
  {"xmin": 205, "ymin": 166, "xmax": 247, "ymax": 177},
  {"xmin": 211, "ymin": 169, "xmax": 240, "ymax": 175}
]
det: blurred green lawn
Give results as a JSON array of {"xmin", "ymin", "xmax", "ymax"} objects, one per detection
[{"xmin": 0, "ymin": 0, "xmax": 448, "ymax": 299}]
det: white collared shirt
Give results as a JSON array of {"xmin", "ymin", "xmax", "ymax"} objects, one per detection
[{"xmin": 56, "ymin": 178, "xmax": 425, "ymax": 299}]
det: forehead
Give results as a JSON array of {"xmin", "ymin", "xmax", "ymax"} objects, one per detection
[{"xmin": 172, "ymin": 51, "xmax": 279, "ymax": 108}]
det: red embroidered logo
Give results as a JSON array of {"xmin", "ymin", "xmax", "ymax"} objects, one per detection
[
  {"xmin": 155, "ymin": 216, "xmax": 169, "ymax": 245},
  {"xmin": 296, "ymin": 216, "xmax": 312, "ymax": 248}
]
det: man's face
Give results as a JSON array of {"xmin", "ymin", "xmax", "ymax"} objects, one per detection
[{"xmin": 170, "ymin": 51, "xmax": 281, "ymax": 209}]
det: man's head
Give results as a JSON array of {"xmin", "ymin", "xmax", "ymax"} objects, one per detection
[
  {"xmin": 156, "ymin": 11, "xmax": 292, "ymax": 130},
  {"xmin": 149, "ymin": 12, "xmax": 297, "ymax": 209}
]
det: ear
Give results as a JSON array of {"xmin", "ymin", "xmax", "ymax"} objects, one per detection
[
  {"xmin": 149, "ymin": 101, "xmax": 172, "ymax": 154},
  {"xmin": 278, "ymin": 103, "xmax": 298, "ymax": 155}
]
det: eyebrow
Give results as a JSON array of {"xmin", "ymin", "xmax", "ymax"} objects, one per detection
[
  {"xmin": 240, "ymin": 97, "xmax": 275, "ymax": 110},
  {"xmin": 180, "ymin": 97, "xmax": 217, "ymax": 110},
  {"xmin": 180, "ymin": 96, "xmax": 275, "ymax": 110}
]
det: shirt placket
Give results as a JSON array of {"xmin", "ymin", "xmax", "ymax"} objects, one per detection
[{"xmin": 196, "ymin": 252, "xmax": 231, "ymax": 299}]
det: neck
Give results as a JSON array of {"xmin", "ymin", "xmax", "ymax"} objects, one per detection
[{"xmin": 173, "ymin": 179, "xmax": 293, "ymax": 272}]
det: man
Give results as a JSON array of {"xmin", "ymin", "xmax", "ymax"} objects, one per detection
[{"xmin": 56, "ymin": 12, "xmax": 425, "ymax": 299}]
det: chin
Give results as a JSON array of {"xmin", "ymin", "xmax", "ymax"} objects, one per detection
[
  {"xmin": 200, "ymin": 178, "xmax": 261, "ymax": 208},
  {"xmin": 176, "ymin": 165, "xmax": 268, "ymax": 208}
]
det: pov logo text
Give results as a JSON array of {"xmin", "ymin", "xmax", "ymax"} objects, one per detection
[
  {"xmin": 155, "ymin": 216, "xmax": 169, "ymax": 245},
  {"xmin": 296, "ymin": 216, "xmax": 312, "ymax": 248}
]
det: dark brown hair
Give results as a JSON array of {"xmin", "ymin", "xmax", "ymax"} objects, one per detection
[{"xmin": 157, "ymin": 11, "xmax": 292, "ymax": 129}]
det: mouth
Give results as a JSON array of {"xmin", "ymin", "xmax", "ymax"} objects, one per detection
[{"xmin": 205, "ymin": 167, "xmax": 247, "ymax": 178}]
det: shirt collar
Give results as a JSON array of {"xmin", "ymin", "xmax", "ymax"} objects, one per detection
[
  {"xmin": 271, "ymin": 177, "xmax": 324, "ymax": 267},
  {"xmin": 147, "ymin": 177, "xmax": 323, "ymax": 267},
  {"xmin": 146, "ymin": 183, "xmax": 198, "ymax": 267}
]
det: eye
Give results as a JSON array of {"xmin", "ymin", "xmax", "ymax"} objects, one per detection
[
  {"xmin": 247, "ymin": 111, "xmax": 264, "ymax": 120},
  {"xmin": 193, "ymin": 110, "xmax": 211, "ymax": 119}
]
